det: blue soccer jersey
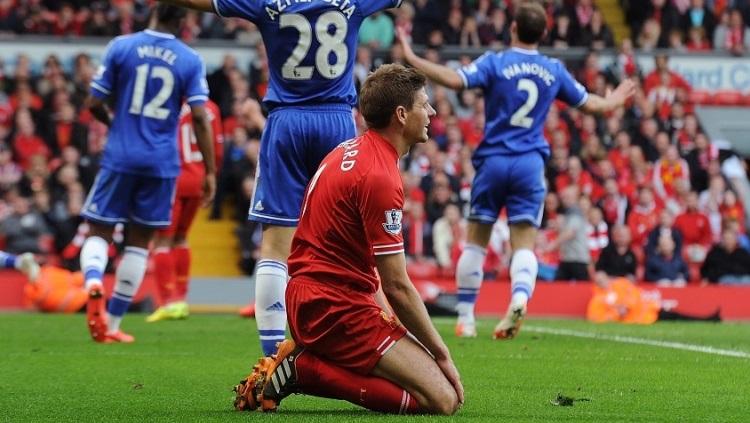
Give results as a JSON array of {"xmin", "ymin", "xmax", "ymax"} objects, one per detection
[
  {"xmin": 212, "ymin": 0, "xmax": 401, "ymax": 108},
  {"xmin": 90, "ymin": 29, "xmax": 209, "ymax": 178},
  {"xmin": 458, "ymin": 47, "xmax": 588, "ymax": 160}
]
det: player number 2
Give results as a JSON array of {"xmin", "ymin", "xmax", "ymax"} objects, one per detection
[
  {"xmin": 129, "ymin": 64, "xmax": 174, "ymax": 120},
  {"xmin": 280, "ymin": 11, "xmax": 348, "ymax": 80},
  {"xmin": 510, "ymin": 78, "xmax": 538, "ymax": 129}
]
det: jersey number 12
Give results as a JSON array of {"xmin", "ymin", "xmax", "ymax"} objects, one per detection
[
  {"xmin": 280, "ymin": 11, "xmax": 348, "ymax": 80},
  {"xmin": 129, "ymin": 64, "xmax": 174, "ymax": 120}
]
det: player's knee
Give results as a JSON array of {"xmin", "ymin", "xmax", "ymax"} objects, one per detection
[{"xmin": 424, "ymin": 384, "xmax": 459, "ymax": 415}]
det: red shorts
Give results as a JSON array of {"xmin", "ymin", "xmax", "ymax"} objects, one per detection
[
  {"xmin": 286, "ymin": 277, "xmax": 407, "ymax": 375},
  {"xmin": 158, "ymin": 194, "xmax": 201, "ymax": 238}
]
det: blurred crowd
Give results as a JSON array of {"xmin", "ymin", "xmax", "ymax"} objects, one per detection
[{"xmin": 2, "ymin": 0, "xmax": 750, "ymax": 285}]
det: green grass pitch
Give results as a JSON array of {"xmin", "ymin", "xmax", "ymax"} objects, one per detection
[{"xmin": 1, "ymin": 314, "xmax": 749, "ymax": 422}]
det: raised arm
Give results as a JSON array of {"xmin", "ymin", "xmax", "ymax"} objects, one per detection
[
  {"xmin": 156, "ymin": 0, "xmax": 214, "ymax": 13},
  {"xmin": 395, "ymin": 27, "xmax": 464, "ymax": 90},
  {"xmin": 580, "ymin": 78, "xmax": 636, "ymax": 115}
]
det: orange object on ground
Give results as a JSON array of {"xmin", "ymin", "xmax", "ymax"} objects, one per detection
[
  {"xmin": 586, "ymin": 277, "xmax": 660, "ymax": 324},
  {"xmin": 23, "ymin": 266, "xmax": 88, "ymax": 313}
]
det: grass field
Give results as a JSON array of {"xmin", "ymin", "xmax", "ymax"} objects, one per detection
[{"xmin": 1, "ymin": 314, "xmax": 749, "ymax": 422}]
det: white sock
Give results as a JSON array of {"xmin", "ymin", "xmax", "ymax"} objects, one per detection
[
  {"xmin": 107, "ymin": 246, "xmax": 148, "ymax": 333},
  {"xmin": 509, "ymin": 249, "xmax": 538, "ymax": 308},
  {"xmin": 455, "ymin": 244, "xmax": 486, "ymax": 322},
  {"xmin": 255, "ymin": 259, "xmax": 288, "ymax": 355},
  {"xmin": 80, "ymin": 236, "xmax": 109, "ymax": 290}
]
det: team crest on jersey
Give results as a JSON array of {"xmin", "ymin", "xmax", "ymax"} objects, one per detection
[{"xmin": 382, "ymin": 209, "xmax": 403, "ymax": 235}]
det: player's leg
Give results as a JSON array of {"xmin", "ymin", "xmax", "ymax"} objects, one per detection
[
  {"xmin": 148, "ymin": 229, "xmax": 177, "ymax": 322},
  {"xmin": 169, "ymin": 195, "xmax": 203, "ymax": 318},
  {"xmin": 79, "ymin": 168, "xmax": 131, "ymax": 342},
  {"xmin": 455, "ymin": 155, "xmax": 507, "ymax": 337},
  {"xmin": 494, "ymin": 152, "xmax": 546, "ymax": 340},
  {"xmin": 0, "ymin": 250, "xmax": 40, "ymax": 281}
]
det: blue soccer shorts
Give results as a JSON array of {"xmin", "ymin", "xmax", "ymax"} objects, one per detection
[
  {"xmin": 82, "ymin": 168, "xmax": 177, "ymax": 228},
  {"xmin": 469, "ymin": 151, "xmax": 546, "ymax": 227},
  {"xmin": 249, "ymin": 103, "xmax": 355, "ymax": 227}
]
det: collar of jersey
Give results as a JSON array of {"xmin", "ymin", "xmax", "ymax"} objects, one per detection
[
  {"xmin": 511, "ymin": 46, "xmax": 539, "ymax": 55},
  {"xmin": 144, "ymin": 29, "xmax": 176, "ymax": 39},
  {"xmin": 367, "ymin": 130, "xmax": 400, "ymax": 159}
]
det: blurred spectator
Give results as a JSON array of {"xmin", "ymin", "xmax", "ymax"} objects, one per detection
[
  {"xmin": 699, "ymin": 175, "xmax": 728, "ymax": 241},
  {"xmin": 549, "ymin": 186, "xmax": 591, "ymax": 281},
  {"xmin": 579, "ymin": 9, "xmax": 615, "ymax": 49},
  {"xmin": 0, "ymin": 194, "xmax": 50, "ymax": 254},
  {"xmin": 675, "ymin": 191, "xmax": 713, "ymax": 264},
  {"xmin": 681, "ymin": 0, "xmax": 716, "ymax": 39},
  {"xmin": 478, "ymin": 7, "xmax": 510, "ymax": 46},
  {"xmin": 713, "ymin": 9, "xmax": 750, "ymax": 55},
  {"xmin": 701, "ymin": 226, "xmax": 750, "ymax": 284},
  {"xmin": 646, "ymin": 209, "xmax": 684, "ymax": 257},
  {"xmin": 596, "ymin": 224, "xmax": 637, "ymax": 279},
  {"xmin": 587, "ymin": 206, "xmax": 609, "ymax": 261},
  {"xmin": 628, "ymin": 186, "xmax": 661, "ymax": 250},
  {"xmin": 645, "ymin": 235, "xmax": 689, "ymax": 286},
  {"xmin": 359, "ymin": 11, "xmax": 395, "ymax": 49},
  {"xmin": 432, "ymin": 203, "xmax": 465, "ymax": 273},
  {"xmin": 652, "ymin": 145, "xmax": 690, "ymax": 202}
]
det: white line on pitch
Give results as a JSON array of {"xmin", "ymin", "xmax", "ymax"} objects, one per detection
[{"xmin": 525, "ymin": 326, "xmax": 750, "ymax": 359}]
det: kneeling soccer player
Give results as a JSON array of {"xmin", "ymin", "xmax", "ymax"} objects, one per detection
[{"xmin": 233, "ymin": 64, "xmax": 463, "ymax": 415}]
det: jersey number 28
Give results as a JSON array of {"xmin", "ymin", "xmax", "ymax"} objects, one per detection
[{"xmin": 281, "ymin": 11, "xmax": 348, "ymax": 80}]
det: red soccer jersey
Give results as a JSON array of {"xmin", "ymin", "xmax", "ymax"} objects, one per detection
[
  {"xmin": 175, "ymin": 100, "xmax": 223, "ymax": 196},
  {"xmin": 288, "ymin": 131, "xmax": 405, "ymax": 294}
]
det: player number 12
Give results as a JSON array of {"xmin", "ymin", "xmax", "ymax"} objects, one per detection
[
  {"xmin": 280, "ymin": 11, "xmax": 348, "ymax": 80},
  {"xmin": 129, "ymin": 63, "xmax": 174, "ymax": 120}
]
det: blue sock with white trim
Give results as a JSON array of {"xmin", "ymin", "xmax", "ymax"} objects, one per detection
[
  {"xmin": 455, "ymin": 244, "xmax": 486, "ymax": 323},
  {"xmin": 255, "ymin": 259, "xmax": 288, "ymax": 355},
  {"xmin": 107, "ymin": 246, "xmax": 148, "ymax": 333},
  {"xmin": 0, "ymin": 251, "xmax": 17, "ymax": 269},
  {"xmin": 509, "ymin": 249, "xmax": 538, "ymax": 308}
]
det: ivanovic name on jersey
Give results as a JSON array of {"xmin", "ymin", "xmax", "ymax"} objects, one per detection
[{"xmin": 500, "ymin": 62, "xmax": 556, "ymax": 87}]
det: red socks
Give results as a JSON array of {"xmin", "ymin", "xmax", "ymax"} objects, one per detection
[
  {"xmin": 153, "ymin": 248, "xmax": 176, "ymax": 305},
  {"xmin": 172, "ymin": 246, "xmax": 191, "ymax": 300},
  {"xmin": 294, "ymin": 351, "xmax": 420, "ymax": 414}
]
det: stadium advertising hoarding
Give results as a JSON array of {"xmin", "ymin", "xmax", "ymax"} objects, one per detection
[{"xmin": 636, "ymin": 55, "xmax": 750, "ymax": 93}]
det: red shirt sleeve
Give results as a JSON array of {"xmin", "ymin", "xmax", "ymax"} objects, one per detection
[{"xmin": 357, "ymin": 172, "xmax": 405, "ymax": 256}]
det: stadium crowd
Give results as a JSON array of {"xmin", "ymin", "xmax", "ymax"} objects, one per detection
[{"xmin": 2, "ymin": 0, "xmax": 750, "ymax": 285}]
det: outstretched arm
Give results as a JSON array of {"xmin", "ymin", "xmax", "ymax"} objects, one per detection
[
  {"xmin": 156, "ymin": 0, "xmax": 213, "ymax": 13},
  {"xmin": 580, "ymin": 78, "xmax": 636, "ymax": 115},
  {"xmin": 395, "ymin": 27, "xmax": 463, "ymax": 90}
]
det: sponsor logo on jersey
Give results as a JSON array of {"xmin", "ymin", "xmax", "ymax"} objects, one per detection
[{"xmin": 382, "ymin": 209, "xmax": 403, "ymax": 235}]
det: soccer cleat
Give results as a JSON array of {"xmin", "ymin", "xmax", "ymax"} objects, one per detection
[
  {"xmin": 86, "ymin": 285, "xmax": 109, "ymax": 343},
  {"xmin": 493, "ymin": 304, "xmax": 527, "ymax": 340},
  {"xmin": 455, "ymin": 321, "xmax": 477, "ymax": 338},
  {"xmin": 233, "ymin": 339, "xmax": 301, "ymax": 413},
  {"xmin": 239, "ymin": 303, "xmax": 256, "ymax": 318},
  {"xmin": 16, "ymin": 253, "xmax": 40, "ymax": 283},
  {"xmin": 105, "ymin": 330, "xmax": 135, "ymax": 343},
  {"xmin": 146, "ymin": 302, "xmax": 188, "ymax": 323}
]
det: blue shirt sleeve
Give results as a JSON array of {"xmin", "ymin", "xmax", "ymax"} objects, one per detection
[
  {"xmin": 184, "ymin": 54, "xmax": 209, "ymax": 106},
  {"xmin": 457, "ymin": 52, "xmax": 494, "ymax": 90},
  {"xmin": 555, "ymin": 62, "xmax": 588, "ymax": 108},
  {"xmin": 359, "ymin": 0, "xmax": 402, "ymax": 17},
  {"xmin": 212, "ymin": 0, "xmax": 261, "ymax": 21},
  {"xmin": 90, "ymin": 38, "xmax": 120, "ymax": 99}
]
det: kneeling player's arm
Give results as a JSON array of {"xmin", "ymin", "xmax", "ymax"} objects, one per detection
[
  {"xmin": 191, "ymin": 105, "xmax": 216, "ymax": 176},
  {"xmin": 155, "ymin": 0, "xmax": 213, "ymax": 13},
  {"xmin": 376, "ymin": 253, "xmax": 451, "ymax": 360},
  {"xmin": 86, "ymin": 96, "xmax": 111, "ymax": 127}
]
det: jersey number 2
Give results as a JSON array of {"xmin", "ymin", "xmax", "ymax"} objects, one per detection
[
  {"xmin": 510, "ymin": 78, "xmax": 538, "ymax": 129},
  {"xmin": 129, "ymin": 64, "xmax": 174, "ymax": 120},
  {"xmin": 280, "ymin": 11, "xmax": 348, "ymax": 80}
]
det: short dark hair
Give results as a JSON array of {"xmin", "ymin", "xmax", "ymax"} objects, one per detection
[
  {"xmin": 359, "ymin": 64, "xmax": 426, "ymax": 129},
  {"xmin": 155, "ymin": 4, "xmax": 187, "ymax": 25},
  {"xmin": 514, "ymin": 2, "xmax": 547, "ymax": 44}
]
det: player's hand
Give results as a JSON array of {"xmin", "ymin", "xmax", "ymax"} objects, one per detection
[
  {"xmin": 608, "ymin": 78, "xmax": 636, "ymax": 107},
  {"xmin": 202, "ymin": 173, "xmax": 216, "ymax": 208},
  {"xmin": 395, "ymin": 27, "xmax": 415, "ymax": 61},
  {"xmin": 436, "ymin": 356, "xmax": 465, "ymax": 407}
]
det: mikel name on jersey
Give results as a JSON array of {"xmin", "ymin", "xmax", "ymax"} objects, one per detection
[
  {"xmin": 137, "ymin": 45, "xmax": 178, "ymax": 66},
  {"xmin": 264, "ymin": 0, "xmax": 358, "ymax": 21}
]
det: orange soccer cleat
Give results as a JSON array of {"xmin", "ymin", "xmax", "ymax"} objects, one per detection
[
  {"xmin": 86, "ymin": 285, "xmax": 108, "ymax": 343},
  {"xmin": 493, "ymin": 304, "xmax": 527, "ymax": 340},
  {"xmin": 105, "ymin": 330, "xmax": 135, "ymax": 343},
  {"xmin": 239, "ymin": 303, "xmax": 256, "ymax": 318},
  {"xmin": 233, "ymin": 339, "xmax": 301, "ymax": 413}
]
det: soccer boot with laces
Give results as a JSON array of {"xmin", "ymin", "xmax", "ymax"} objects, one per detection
[
  {"xmin": 493, "ymin": 303, "xmax": 527, "ymax": 340},
  {"xmin": 233, "ymin": 339, "xmax": 301, "ymax": 412},
  {"xmin": 16, "ymin": 253, "xmax": 40, "ymax": 282},
  {"xmin": 86, "ymin": 285, "xmax": 109, "ymax": 343},
  {"xmin": 105, "ymin": 330, "xmax": 135, "ymax": 343}
]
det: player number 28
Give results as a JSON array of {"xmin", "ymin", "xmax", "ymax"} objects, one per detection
[
  {"xmin": 280, "ymin": 11, "xmax": 348, "ymax": 80},
  {"xmin": 510, "ymin": 78, "xmax": 538, "ymax": 129},
  {"xmin": 129, "ymin": 64, "xmax": 174, "ymax": 120}
]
